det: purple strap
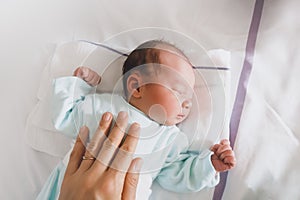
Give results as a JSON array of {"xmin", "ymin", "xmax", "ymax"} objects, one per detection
[
  {"xmin": 80, "ymin": 40, "xmax": 230, "ymax": 71},
  {"xmin": 193, "ymin": 66, "xmax": 229, "ymax": 71},
  {"xmin": 79, "ymin": 40, "xmax": 129, "ymax": 56},
  {"xmin": 212, "ymin": 0, "xmax": 264, "ymax": 199}
]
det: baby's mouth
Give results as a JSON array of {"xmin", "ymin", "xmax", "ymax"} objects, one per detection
[{"xmin": 177, "ymin": 114, "xmax": 185, "ymax": 119}]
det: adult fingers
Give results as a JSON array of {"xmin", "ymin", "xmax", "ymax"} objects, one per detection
[
  {"xmin": 79, "ymin": 112, "xmax": 113, "ymax": 172},
  {"xmin": 109, "ymin": 122, "xmax": 140, "ymax": 174},
  {"xmin": 122, "ymin": 158, "xmax": 143, "ymax": 200},
  {"xmin": 65, "ymin": 126, "xmax": 89, "ymax": 177},
  {"xmin": 91, "ymin": 111, "xmax": 128, "ymax": 173}
]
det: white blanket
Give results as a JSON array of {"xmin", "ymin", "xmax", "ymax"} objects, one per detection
[{"xmin": 26, "ymin": 38, "xmax": 231, "ymax": 199}]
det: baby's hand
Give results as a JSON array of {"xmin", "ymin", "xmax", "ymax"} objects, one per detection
[
  {"xmin": 210, "ymin": 139, "xmax": 236, "ymax": 172},
  {"xmin": 73, "ymin": 66, "xmax": 101, "ymax": 86}
]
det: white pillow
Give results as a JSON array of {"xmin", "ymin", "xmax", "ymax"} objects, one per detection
[{"xmin": 26, "ymin": 40, "xmax": 231, "ymax": 158}]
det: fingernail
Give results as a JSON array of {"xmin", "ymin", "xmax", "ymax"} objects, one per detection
[
  {"xmin": 80, "ymin": 126, "xmax": 87, "ymax": 133},
  {"xmin": 131, "ymin": 122, "xmax": 140, "ymax": 131},
  {"xmin": 118, "ymin": 111, "xmax": 127, "ymax": 119},
  {"xmin": 103, "ymin": 113, "xmax": 111, "ymax": 121},
  {"xmin": 79, "ymin": 126, "xmax": 89, "ymax": 140},
  {"xmin": 134, "ymin": 158, "xmax": 143, "ymax": 172}
]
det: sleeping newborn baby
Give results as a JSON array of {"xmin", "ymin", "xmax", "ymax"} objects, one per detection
[{"xmin": 38, "ymin": 40, "xmax": 236, "ymax": 199}]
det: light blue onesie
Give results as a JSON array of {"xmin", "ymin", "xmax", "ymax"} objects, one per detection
[{"xmin": 37, "ymin": 76, "xmax": 219, "ymax": 200}]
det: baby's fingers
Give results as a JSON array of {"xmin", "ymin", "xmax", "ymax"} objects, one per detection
[
  {"xmin": 210, "ymin": 144, "xmax": 220, "ymax": 153},
  {"xmin": 219, "ymin": 149, "xmax": 234, "ymax": 160},
  {"xmin": 73, "ymin": 66, "xmax": 89, "ymax": 78},
  {"xmin": 83, "ymin": 69, "xmax": 101, "ymax": 86},
  {"xmin": 89, "ymin": 73, "xmax": 101, "ymax": 86},
  {"xmin": 220, "ymin": 139, "xmax": 230, "ymax": 145},
  {"xmin": 210, "ymin": 139, "xmax": 230, "ymax": 153},
  {"xmin": 83, "ymin": 70, "xmax": 95, "ymax": 83},
  {"xmin": 224, "ymin": 155, "xmax": 236, "ymax": 168},
  {"xmin": 216, "ymin": 144, "xmax": 232, "ymax": 156}
]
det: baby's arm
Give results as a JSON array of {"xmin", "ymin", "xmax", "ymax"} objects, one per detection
[
  {"xmin": 51, "ymin": 67, "xmax": 101, "ymax": 138},
  {"xmin": 156, "ymin": 137, "xmax": 236, "ymax": 193},
  {"xmin": 73, "ymin": 66, "xmax": 101, "ymax": 86},
  {"xmin": 155, "ymin": 132, "xmax": 220, "ymax": 192}
]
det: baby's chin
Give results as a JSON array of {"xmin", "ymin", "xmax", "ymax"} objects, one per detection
[
  {"xmin": 149, "ymin": 117, "xmax": 176, "ymax": 126},
  {"xmin": 163, "ymin": 117, "xmax": 186, "ymax": 126},
  {"xmin": 148, "ymin": 113, "xmax": 186, "ymax": 126}
]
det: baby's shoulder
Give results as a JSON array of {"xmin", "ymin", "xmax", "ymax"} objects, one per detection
[
  {"xmin": 92, "ymin": 93, "xmax": 123, "ymax": 103},
  {"xmin": 162, "ymin": 125, "xmax": 189, "ymax": 144}
]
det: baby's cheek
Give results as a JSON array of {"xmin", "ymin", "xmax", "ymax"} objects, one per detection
[
  {"xmin": 166, "ymin": 97, "xmax": 181, "ymax": 114},
  {"xmin": 157, "ymin": 88, "xmax": 181, "ymax": 116}
]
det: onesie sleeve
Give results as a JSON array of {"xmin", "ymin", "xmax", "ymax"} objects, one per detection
[
  {"xmin": 51, "ymin": 76, "xmax": 95, "ymax": 138},
  {"xmin": 155, "ymin": 132, "xmax": 220, "ymax": 192}
]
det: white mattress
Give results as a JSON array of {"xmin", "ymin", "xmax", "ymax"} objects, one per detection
[{"xmin": 1, "ymin": 0, "xmax": 300, "ymax": 199}]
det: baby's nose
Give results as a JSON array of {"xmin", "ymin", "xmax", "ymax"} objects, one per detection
[{"xmin": 181, "ymin": 100, "xmax": 192, "ymax": 109}]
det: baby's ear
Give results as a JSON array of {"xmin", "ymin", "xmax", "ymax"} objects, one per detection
[{"xmin": 127, "ymin": 72, "xmax": 143, "ymax": 98}]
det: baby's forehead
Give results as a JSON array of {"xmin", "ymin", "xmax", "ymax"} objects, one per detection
[
  {"xmin": 155, "ymin": 45, "xmax": 187, "ymax": 60},
  {"xmin": 157, "ymin": 50, "xmax": 192, "ymax": 69},
  {"xmin": 153, "ymin": 52, "xmax": 195, "ymax": 87}
]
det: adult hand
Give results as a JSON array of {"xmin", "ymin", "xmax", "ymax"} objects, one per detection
[{"xmin": 59, "ymin": 111, "xmax": 143, "ymax": 200}]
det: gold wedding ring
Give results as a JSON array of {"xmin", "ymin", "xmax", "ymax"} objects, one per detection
[{"xmin": 82, "ymin": 155, "xmax": 95, "ymax": 160}]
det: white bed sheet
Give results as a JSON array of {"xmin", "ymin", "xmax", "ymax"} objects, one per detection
[{"xmin": 1, "ymin": 0, "xmax": 299, "ymax": 199}]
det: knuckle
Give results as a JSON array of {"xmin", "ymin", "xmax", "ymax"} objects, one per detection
[
  {"xmin": 87, "ymin": 141, "xmax": 97, "ymax": 152},
  {"xmin": 121, "ymin": 143, "xmax": 132, "ymax": 153},
  {"xmin": 108, "ymin": 131, "xmax": 123, "ymax": 146},
  {"xmin": 127, "ymin": 175, "xmax": 139, "ymax": 188},
  {"xmin": 102, "ymin": 139, "xmax": 117, "ymax": 153},
  {"xmin": 100, "ymin": 179, "xmax": 118, "ymax": 196},
  {"xmin": 108, "ymin": 134, "xmax": 118, "ymax": 145},
  {"xmin": 115, "ymin": 122, "xmax": 127, "ymax": 133}
]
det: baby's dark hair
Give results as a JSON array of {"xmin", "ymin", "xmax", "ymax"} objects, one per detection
[{"xmin": 122, "ymin": 40, "xmax": 190, "ymax": 97}]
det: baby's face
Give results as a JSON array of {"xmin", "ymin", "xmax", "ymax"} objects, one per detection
[{"xmin": 141, "ymin": 51, "xmax": 195, "ymax": 125}]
